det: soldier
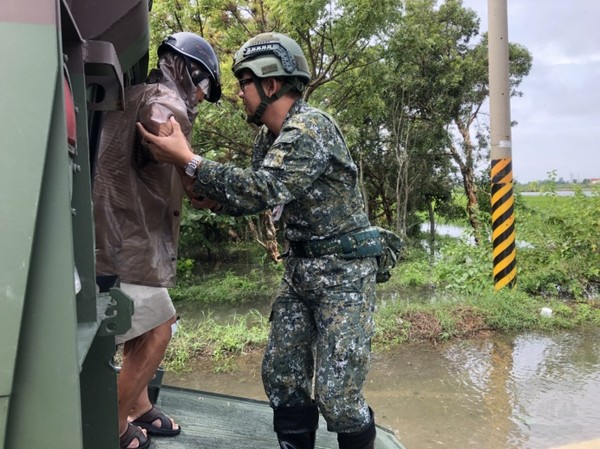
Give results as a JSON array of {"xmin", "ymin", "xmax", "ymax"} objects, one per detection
[
  {"xmin": 138, "ymin": 32, "xmax": 380, "ymax": 449},
  {"xmin": 93, "ymin": 32, "xmax": 221, "ymax": 449}
]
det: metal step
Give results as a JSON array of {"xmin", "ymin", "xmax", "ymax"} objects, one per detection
[{"xmin": 152, "ymin": 385, "xmax": 406, "ymax": 449}]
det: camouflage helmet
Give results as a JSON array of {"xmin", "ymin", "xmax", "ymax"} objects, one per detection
[
  {"xmin": 232, "ymin": 33, "xmax": 311, "ymax": 90},
  {"xmin": 159, "ymin": 32, "xmax": 222, "ymax": 103}
]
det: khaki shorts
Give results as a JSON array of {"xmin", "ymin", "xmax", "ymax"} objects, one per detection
[{"xmin": 115, "ymin": 282, "xmax": 176, "ymax": 345}]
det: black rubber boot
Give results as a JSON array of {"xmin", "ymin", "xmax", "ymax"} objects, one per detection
[
  {"xmin": 273, "ymin": 403, "xmax": 319, "ymax": 449},
  {"xmin": 337, "ymin": 408, "xmax": 376, "ymax": 449}
]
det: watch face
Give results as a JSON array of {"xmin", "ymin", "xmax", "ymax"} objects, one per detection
[
  {"xmin": 185, "ymin": 157, "xmax": 201, "ymax": 177},
  {"xmin": 185, "ymin": 164, "xmax": 196, "ymax": 176}
]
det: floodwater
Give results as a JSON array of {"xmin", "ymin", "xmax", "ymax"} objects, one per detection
[{"xmin": 164, "ymin": 325, "xmax": 600, "ymax": 449}]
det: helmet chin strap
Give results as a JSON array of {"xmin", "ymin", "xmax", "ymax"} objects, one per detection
[{"xmin": 246, "ymin": 78, "xmax": 293, "ymax": 125}]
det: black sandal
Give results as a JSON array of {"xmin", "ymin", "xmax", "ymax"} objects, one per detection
[
  {"xmin": 131, "ymin": 405, "xmax": 181, "ymax": 436},
  {"xmin": 120, "ymin": 423, "xmax": 151, "ymax": 449}
]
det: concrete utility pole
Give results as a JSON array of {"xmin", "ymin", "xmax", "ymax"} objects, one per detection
[{"xmin": 488, "ymin": 0, "xmax": 516, "ymax": 290}]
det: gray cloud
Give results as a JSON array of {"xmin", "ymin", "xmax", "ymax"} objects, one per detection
[{"xmin": 463, "ymin": 0, "xmax": 600, "ymax": 182}]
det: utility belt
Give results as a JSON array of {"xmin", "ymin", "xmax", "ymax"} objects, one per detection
[{"xmin": 288, "ymin": 226, "xmax": 383, "ymax": 259}]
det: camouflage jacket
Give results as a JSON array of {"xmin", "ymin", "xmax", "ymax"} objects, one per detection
[{"xmin": 194, "ymin": 99, "xmax": 370, "ymax": 243}]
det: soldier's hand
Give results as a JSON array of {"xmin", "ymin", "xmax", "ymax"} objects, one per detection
[{"xmin": 136, "ymin": 117, "xmax": 194, "ymax": 166}]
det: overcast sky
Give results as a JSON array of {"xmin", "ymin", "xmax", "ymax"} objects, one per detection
[{"xmin": 460, "ymin": 0, "xmax": 599, "ymax": 183}]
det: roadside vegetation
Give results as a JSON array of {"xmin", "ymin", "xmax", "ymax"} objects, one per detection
[
  {"xmin": 144, "ymin": 1, "xmax": 598, "ymax": 372},
  {"xmin": 164, "ymin": 187, "xmax": 600, "ymax": 373}
]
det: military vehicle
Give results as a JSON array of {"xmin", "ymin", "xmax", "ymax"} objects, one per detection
[{"xmin": 0, "ymin": 1, "xmax": 150, "ymax": 447}]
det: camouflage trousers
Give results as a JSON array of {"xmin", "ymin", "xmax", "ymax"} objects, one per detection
[{"xmin": 262, "ymin": 255, "xmax": 377, "ymax": 433}]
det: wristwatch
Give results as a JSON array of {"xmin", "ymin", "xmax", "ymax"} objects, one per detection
[{"xmin": 184, "ymin": 155, "xmax": 203, "ymax": 178}]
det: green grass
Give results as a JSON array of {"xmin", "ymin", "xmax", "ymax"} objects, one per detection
[
  {"xmin": 516, "ymin": 193, "xmax": 572, "ymax": 210},
  {"xmin": 163, "ymin": 280, "xmax": 600, "ymax": 372},
  {"xmin": 171, "ymin": 267, "xmax": 279, "ymax": 305},
  {"xmin": 164, "ymin": 310, "xmax": 269, "ymax": 373}
]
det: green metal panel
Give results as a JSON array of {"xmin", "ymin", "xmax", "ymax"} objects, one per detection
[
  {"xmin": 0, "ymin": 19, "xmax": 62, "ymax": 443},
  {"xmin": 1, "ymin": 3, "xmax": 148, "ymax": 448},
  {"xmin": 3, "ymin": 63, "xmax": 84, "ymax": 449},
  {"xmin": 70, "ymin": 65, "xmax": 101, "ymax": 328},
  {"xmin": 0, "ymin": 399, "xmax": 6, "ymax": 445},
  {"xmin": 80, "ymin": 330, "xmax": 119, "ymax": 449},
  {"xmin": 0, "ymin": 11, "xmax": 121, "ymax": 449}
]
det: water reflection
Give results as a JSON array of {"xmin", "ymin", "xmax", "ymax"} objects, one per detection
[
  {"xmin": 509, "ymin": 332, "xmax": 600, "ymax": 448},
  {"xmin": 164, "ymin": 328, "xmax": 600, "ymax": 449},
  {"xmin": 420, "ymin": 222, "xmax": 468, "ymax": 239},
  {"xmin": 420, "ymin": 222, "xmax": 533, "ymax": 249},
  {"xmin": 378, "ymin": 330, "xmax": 600, "ymax": 449}
]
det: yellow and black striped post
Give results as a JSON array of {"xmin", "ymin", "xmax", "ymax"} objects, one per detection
[
  {"xmin": 491, "ymin": 160, "xmax": 516, "ymax": 289},
  {"xmin": 488, "ymin": 0, "xmax": 516, "ymax": 290}
]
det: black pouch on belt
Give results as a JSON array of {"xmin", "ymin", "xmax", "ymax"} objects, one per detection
[{"xmin": 375, "ymin": 227, "xmax": 404, "ymax": 283}]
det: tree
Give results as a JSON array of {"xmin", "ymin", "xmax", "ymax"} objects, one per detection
[
  {"xmin": 148, "ymin": 0, "xmax": 532, "ymax": 259},
  {"xmin": 149, "ymin": 0, "xmax": 402, "ymax": 260},
  {"xmin": 383, "ymin": 0, "xmax": 531, "ymax": 242}
]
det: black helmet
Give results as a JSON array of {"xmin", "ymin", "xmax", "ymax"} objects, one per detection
[{"xmin": 159, "ymin": 32, "xmax": 222, "ymax": 103}]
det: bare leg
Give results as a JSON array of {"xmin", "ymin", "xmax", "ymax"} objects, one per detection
[{"xmin": 118, "ymin": 316, "xmax": 177, "ymax": 446}]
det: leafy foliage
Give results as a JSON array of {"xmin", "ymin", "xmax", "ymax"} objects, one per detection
[
  {"xmin": 178, "ymin": 199, "xmax": 247, "ymax": 259},
  {"xmin": 432, "ymin": 233, "xmax": 493, "ymax": 294},
  {"xmin": 516, "ymin": 186, "xmax": 600, "ymax": 299},
  {"xmin": 146, "ymin": 1, "xmax": 532, "ymax": 284}
]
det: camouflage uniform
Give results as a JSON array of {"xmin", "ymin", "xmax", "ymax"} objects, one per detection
[{"xmin": 194, "ymin": 99, "xmax": 377, "ymax": 433}]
